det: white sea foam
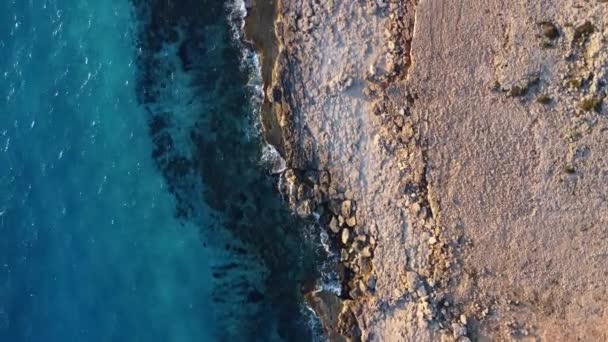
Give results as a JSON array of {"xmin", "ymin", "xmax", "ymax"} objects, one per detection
[
  {"xmin": 225, "ymin": 0, "xmax": 343, "ymax": 333},
  {"xmin": 225, "ymin": 0, "xmax": 264, "ymax": 140}
]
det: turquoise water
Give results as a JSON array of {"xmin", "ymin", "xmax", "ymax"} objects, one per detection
[{"xmin": 0, "ymin": 0, "xmax": 321, "ymax": 341}]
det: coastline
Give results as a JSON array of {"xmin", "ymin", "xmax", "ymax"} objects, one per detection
[
  {"xmin": 243, "ymin": 0, "xmax": 284, "ymax": 151},
  {"xmin": 246, "ymin": 0, "xmax": 608, "ymax": 341}
]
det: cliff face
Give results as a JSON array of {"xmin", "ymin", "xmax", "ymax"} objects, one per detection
[{"xmin": 263, "ymin": 0, "xmax": 608, "ymax": 340}]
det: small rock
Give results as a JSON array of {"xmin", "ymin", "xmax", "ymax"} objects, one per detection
[
  {"xmin": 296, "ymin": 200, "xmax": 313, "ymax": 217},
  {"xmin": 349, "ymin": 287, "xmax": 362, "ymax": 299},
  {"xmin": 328, "ymin": 216, "xmax": 340, "ymax": 234},
  {"xmin": 366, "ymin": 276, "xmax": 377, "ymax": 291},
  {"xmin": 429, "ymin": 236, "xmax": 438, "ymax": 245},
  {"xmin": 452, "ymin": 323, "xmax": 467, "ymax": 338},
  {"xmin": 405, "ymin": 272, "xmax": 421, "ymax": 290},
  {"xmin": 346, "ymin": 215, "xmax": 357, "ymax": 227},
  {"xmin": 410, "ymin": 202, "xmax": 421, "ymax": 214},
  {"xmin": 304, "ymin": 170, "xmax": 319, "ymax": 185},
  {"xmin": 341, "ymin": 228, "xmax": 351, "ymax": 245},
  {"xmin": 460, "ymin": 314, "xmax": 468, "ymax": 325},
  {"xmin": 341, "ymin": 200, "xmax": 353, "ymax": 217},
  {"xmin": 369, "ymin": 235, "xmax": 376, "ymax": 245},
  {"xmin": 358, "ymin": 280, "xmax": 368, "ymax": 293},
  {"xmin": 359, "ymin": 257, "xmax": 373, "ymax": 274},
  {"xmin": 368, "ymin": 64, "xmax": 376, "ymax": 76},
  {"xmin": 340, "ymin": 249, "xmax": 349, "ymax": 262},
  {"xmin": 540, "ymin": 22, "xmax": 559, "ymax": 39},
  {"xmin": 361, "ymin": 246, "xmax": 372, "ymax": 258},
  {"xmin": 416, "ymin": 285, "xmax": 428, "ymax": 297},
  {"xmin": 338, "ymin": 215, "xmax": 345, "ymax": 227}
]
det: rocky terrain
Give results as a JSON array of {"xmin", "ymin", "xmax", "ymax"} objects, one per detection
[{"xmin": 248, "ymin": 0, "xmax": 608, "ymax": 340}]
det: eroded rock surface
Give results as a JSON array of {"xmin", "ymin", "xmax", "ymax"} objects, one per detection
[{"xmin": 259, "ymin": 0, "xmax": 608, "ymax": 340}]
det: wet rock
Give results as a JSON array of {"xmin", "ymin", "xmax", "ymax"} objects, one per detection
[
  {"xmin": 319, "ymin": 170, "xmax": 331, "ymax": 189},
  {"xmin": 341, "ymin": 249, "xmax": 349, "ymax": 262},
  {"xmin": 304, "ymin": 170, "xmax": 319, "ymax": 185},
  {"xmin": 329, "ymin": 216, "xmax": 340, "ymax": 234},
  {"xmin": 283, "ymin": 168, "xmax": 297, "ymax": 183},
  {"xmin": 296, "ymin": 200, "xmax": 313, "ymax": 217},
  {"xmin": 304, "ymin": 291, "xmax": 344, "ymax": 339},
  {"xmin": 297, "ymin": 183, "xmax": 313, "ymax": 200}
]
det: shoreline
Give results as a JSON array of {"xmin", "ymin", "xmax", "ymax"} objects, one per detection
[
  {"xmin": 245, "ymin": 0, "xmax": 608, "ymax": 341},
  {"xmin": 243, "ymin": 0, "xmax": 284, "ymax": 152}
]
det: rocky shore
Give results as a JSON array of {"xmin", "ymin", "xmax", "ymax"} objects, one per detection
[{"xmin": 247, "ymin": 0, "xmax": 608, "ymax": 340}]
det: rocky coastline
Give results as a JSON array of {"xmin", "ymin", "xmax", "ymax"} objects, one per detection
[{"xmin": 246, "ymin": 0, "xmax": 608, "ymax": 341}]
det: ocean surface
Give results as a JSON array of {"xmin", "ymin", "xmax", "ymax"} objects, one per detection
[{"xmin": 0, "ymin": 0, "xmax": 324, "ymax": 341}]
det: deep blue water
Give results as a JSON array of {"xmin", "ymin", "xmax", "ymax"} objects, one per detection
[{"xmin": 0, "ymin": 1, "xmax": 322, "ymax": 341}]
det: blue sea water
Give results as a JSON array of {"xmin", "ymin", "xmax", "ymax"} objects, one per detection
[{"xmin": 0, "ymin": 1, "xmax": 322, "ymax": 341}]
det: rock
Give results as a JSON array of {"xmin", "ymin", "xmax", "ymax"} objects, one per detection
[
  {"xmin": 540, "ymin": 22, "xmax": 559, "ymax": 40},
  {"xmin": 341, "ymin": 200, "xmax": 353, "ymax": 217},
  {"xmin": 296, "ymin": 200, "xmax": 313, "ymax": 217},
  {"xmin": 452, "ymin": 323, "xmax": 467, "ymax": 338},
  {"xmin": 410, "ymin": 202, "xmax": 421, "ymax": 214},
  {"xmin": 304, "ymin": 170, "xmax": 319, "ymax": 185},
  {"xmin": 283, "ymin": 168, "xmax": 297, "ymax": 183},
  {"xmin": 346, "ymin": 215, "xmax": 357, "ymax": 227},
  {"xmin": 328, "ymin": 216, "xmax": 340, "ymax": 234},
  {"xmin": 319, "ymin": 170, "xmax": 330, "ymax": 188},
  {"xmin": 341, "ymin": 228, "xmax": 351, "ymax": 245},
  {"xmin": 428, "ymin": 236, "xmax": 438, "ymax": 245},
  {"xmin": 349, "ymin": 286, "xmax": 363, "ymax": 299},
  {"xmin": 358, "ymin": 280, "xmax": 368, "ymax": 294},
  {"xmin": 366, "ymin": 276, "xmax": 377, "ymax": 291},
  {"xmin": 297, "ymin": 183, "xmax": 312, "ymax": 200},
  {"xmin": 416, "ymin": 285, "xmax": 428, "ymax": 297},
  {"xmin": 338, "ymin": 215, "xmax": 346, "ymax": 227},
  {"xmin": 341, "ymin": 249, "xmax": 349, "ymax": 262},
  {"xmin": 359, "ymin": 257, "xmax": 373, "ymax": 274},
  {"xmin": 405, "ymin": 271, "xmax": 421, "ymax": 290},
  {"xmin": 361, "ymin": 246, "xmax": 372, "ymax": 258},
  {"xmin": 304, "ymin": 291, "xmax": 344, "ymax": 339},
  {"xmin": 460, "ymin": 314, "xmax": 468, "ymax": 325}
]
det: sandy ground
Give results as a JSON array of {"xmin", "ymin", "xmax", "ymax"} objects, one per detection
[{"xmin": 255, "ymin": 0, "xmax": 608, "ymax": 340}]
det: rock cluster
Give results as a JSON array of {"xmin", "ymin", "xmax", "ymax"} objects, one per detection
[
  {"xmin": 280, "ymin": 168, "xmax": 377, "ymax": 299},
  {"xmin": 327, "ymin": 199, "xmax": 377, "ymax": 300}
]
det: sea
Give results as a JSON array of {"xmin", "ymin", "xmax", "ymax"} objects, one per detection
[{"xmin": 0, "ymin": 0, "xmax": 326, "ymax": 341}]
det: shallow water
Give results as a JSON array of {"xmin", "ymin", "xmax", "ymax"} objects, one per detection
[{"xmin": 0, "ymin": 0, "xmax": 323, "ymax": 340}]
